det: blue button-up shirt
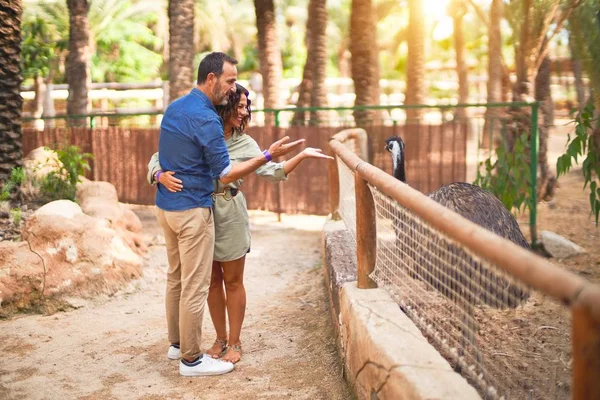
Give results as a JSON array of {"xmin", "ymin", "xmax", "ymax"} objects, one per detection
[{"xmin": 156, "ymin": 88, "xmax": 231, "ymax": 211}]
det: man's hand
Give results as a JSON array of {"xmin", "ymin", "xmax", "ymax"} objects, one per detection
[
  {"xmin": 267, "ymin": 136, "xmax": 306, "ymax": 158},
  {"xmin": 159, "ymin": 171, "xmax": 183, "ymax": 192}
]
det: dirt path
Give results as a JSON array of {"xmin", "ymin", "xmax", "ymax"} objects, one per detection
[{"xmin": 0, "ymin": 210, "xmax": 352, "ymax": 400}]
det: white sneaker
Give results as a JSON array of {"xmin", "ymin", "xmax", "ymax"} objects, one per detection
[
  {"xmin": 167, "ymin": 345, "xmax": 180, "ymax": 360},
  {"xmin": 179, "ymin": 354, "xmax": 234, "ymax": 376}
]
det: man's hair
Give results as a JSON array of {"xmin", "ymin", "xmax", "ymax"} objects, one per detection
[{"xmin": 197, "ymin": 52, "xmax": 238, "ymax": 84}]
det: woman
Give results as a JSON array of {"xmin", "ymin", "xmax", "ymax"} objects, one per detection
[{"xmin": 148, "ymin": 83, "xmax": 331, "ymax": 363}]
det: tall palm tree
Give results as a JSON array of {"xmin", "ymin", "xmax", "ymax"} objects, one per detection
[
  {"xmin": 404, "ymin": 0, "xmax": 426, "ymax": 122},
  {"xmin": 482, "ymin": 0, "xmax": 504, "ymax": 146},
  {"xmin": 569, "ymin": 0, "xmax": 600, "ymax": 153},
  {"xmin": 349, "ymin": 0, "xmax": 379, "ymax": 123},
  {"xmin": 505, "ymin": 0, "xmax": 580, "ymax": 198},
  {"xmin": 293, "ymin": 4, "xmax": 313, "ymax": 125},
  {"xmin": 168, "ymin": 0, "xmax": 194, "ymax": 102},
  {"xmin": 450, "ymin": 0, "xmax": 469, "ymax": 120},
  {"xmin": 254, "ymin": 0, "xmax": 283, "ymax": 125},
  {"xmin": 535, "ymin": 53, "xmax": 556, "ymax": 200},
  {"xmin": 0, "ymin": 0, "xmax": 24, "ymax": 183},
  {"xmin": 66, "ymin": 0, "xmax": 91, "ymax": 126},
  {"xmin": 308, "ymin": 0, "xmax": 328, "ymax": 122}
]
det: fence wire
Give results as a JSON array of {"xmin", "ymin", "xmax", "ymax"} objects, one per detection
[{"xmin": 368, "ymin": 186, "xmax": 572, "ymax": 400}]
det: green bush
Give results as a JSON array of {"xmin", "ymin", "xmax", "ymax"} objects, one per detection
[
  {"xmin": 556, "ymin": 104, "xmax": 600, "ymax": 225},
  {"xmin": 38, "ymin": 145, "xmax": 93, "ymax": 201},
  {"xmin": 10, "ymin": 207, "xmax": 22, "ymax": 227},
  {"xmin": 474, "ymin": 132, "xmax": 533, "ymax": 215},
  {"xmin": 0, "ymin": 167, "xmax": 25, "ymax": 201}
]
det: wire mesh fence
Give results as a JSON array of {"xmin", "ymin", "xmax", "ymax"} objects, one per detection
[{"xmin": 368, "ymin": 186, "xmax": 572, "ymax": 399}]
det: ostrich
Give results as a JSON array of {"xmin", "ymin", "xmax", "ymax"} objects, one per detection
[
  {"xmin": 384, "ymin": 135, "xmax": 530, "ymax": 307},
  {"xmin": 384, "ymin": 135, "xmax": 530, "ymax": 375}
]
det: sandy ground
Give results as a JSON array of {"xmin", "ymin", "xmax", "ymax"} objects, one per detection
[{"xmin": 0, "ymin": 211, "xmax": 353, "ymax": 400}]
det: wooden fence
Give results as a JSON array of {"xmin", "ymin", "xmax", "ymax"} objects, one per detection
[{"xmin": 22, "ymin": 122, "xmax": 467, "ymax": 214}]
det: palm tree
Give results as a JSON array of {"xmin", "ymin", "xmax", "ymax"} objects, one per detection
[
  {"xmin": 450, "ymin": 0, "xmax": 469, "ymax": 120},
  {"xmin": 349, "ymin": 0, "xmax": 379, "ymax": 123},
  {"xmin": 308, "ymin": 0, "xmax": 328, "ymax": 122},
  {"xmin": 168, "ymin": 0, "xmax": 194, "ymax": 102},
  {"xmin": 0, "ymin": 0, "xmax": 24, "ymax": 183},
  {"xmin": 505, "ymin": 0, "xmax": 580, "ymax": 199},
  {"xmin": 482, "ymin": 0, "xmax": 504, "ymax": 147},
  {"xmin": 404, "ymin": 0, "xmax": 426, "ymax": 122},
  {"xmin": 569, "ymin": 0, "xmax": 600, "ymax": 152},
  {"xmin": 254, "ymin": 0, "xmax": 283, "ymax": 125},
  {"xmin": 535, "ymin": 52, "xmax": 556, "ymax": 200},
  {"xmin": 66, "ymin": 0, "xmax": 91, "ymax": 126},
  {"xmin": 293, "ymin": 4, "xmax": 313, "ymax": 125}
]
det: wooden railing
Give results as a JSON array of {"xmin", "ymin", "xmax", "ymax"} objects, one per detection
[{"xmin": 328, "ymin": 127, "xmax": 600, "ymax": 399}]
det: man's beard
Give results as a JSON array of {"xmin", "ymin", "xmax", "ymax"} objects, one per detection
[{"xmin": 213, "ymin": 83, "xmax": 229, "ymax": 105}]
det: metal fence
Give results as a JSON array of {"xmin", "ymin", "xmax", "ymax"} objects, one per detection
[{"xmin": 329, "ymin": 128, "xmax": 600, "ymax": 400}]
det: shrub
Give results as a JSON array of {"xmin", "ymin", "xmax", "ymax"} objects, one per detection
[{"xmin": 38, "ymin": 145, "xmax": 93, "ymax": 201}]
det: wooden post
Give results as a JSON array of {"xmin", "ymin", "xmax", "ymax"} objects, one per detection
[
  {"xmin": 328, "ymin": 149, "xmax": 340, "ymax": 220},
  {"xmin": 572, "ymin": 304, "xmax": 600, "ymax": 400},
  {"xmin": 355, "ymin": 171, "xmax": 377, "ymax": 289}
]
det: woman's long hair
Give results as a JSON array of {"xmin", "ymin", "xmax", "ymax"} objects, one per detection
[{"xmin": 216, "ymin": 83, "xmax": 252, "ymax": 134}]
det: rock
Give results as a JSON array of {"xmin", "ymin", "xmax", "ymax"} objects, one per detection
[
  {"xmin": 34, "ymin": 199, "xmax": 84, "ymax": 219},
  {"xmin": 0, "ymin": 241, "xmax": 44, "ymax": 307},
  {"xmin": 540, "ymin": 230, "xmax": 586, "ymax": 259},
  {"xmin": 0, "ymin": 199, "xmax": 144, "ymax": 312},
  {"xmin": 76, "ymin": 180, "xmax": 147, "ymax": 254}
]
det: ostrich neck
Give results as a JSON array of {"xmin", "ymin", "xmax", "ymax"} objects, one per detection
[{"xmin": 393, "ymin": 153, "xmax": 406, "ymax": 182}]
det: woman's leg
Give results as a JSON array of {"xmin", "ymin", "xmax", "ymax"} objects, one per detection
[
  {"xmin": 206, "ymin": 261, "xmax": 228, "ymax": 358},
  {"xmin": 221, "ymin": 256, "xmax": 246, "ymax": 363}
]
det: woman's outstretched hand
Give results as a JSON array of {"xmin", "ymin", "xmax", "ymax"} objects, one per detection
[
  {"xmin": 159, "ymin": 171, "xmax": 183, "ymax": 192},
  {"xmin": 300, "ymin": 147, "xmax": 334, "ymax": 160},
  {"xmin": 268, "ymin": 136, "xmax": 306, "ymax": 158}
]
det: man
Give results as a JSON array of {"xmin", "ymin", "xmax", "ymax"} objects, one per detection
[{"xmin": 156, "ymin": 52, "xmax": 304, "ymax": 377}]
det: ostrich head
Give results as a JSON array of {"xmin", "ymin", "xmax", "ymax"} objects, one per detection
[{"xmin": 385, "ymin": 136, "xmax": 406, "ymax": 182}]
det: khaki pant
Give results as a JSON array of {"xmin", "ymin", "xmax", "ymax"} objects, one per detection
[{"xmin": 155, "ymin": 206, "xmax": 214, "ymax": 360}]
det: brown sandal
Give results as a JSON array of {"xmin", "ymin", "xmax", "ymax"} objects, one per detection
[
  {"xmin": 222, "ymin": 343, "xmax": 242, "ymax": 364},
  {"xmin": 207, "ymin": 338, "xmax": 228, "ymax": 358}
]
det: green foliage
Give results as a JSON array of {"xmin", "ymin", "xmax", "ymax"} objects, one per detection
[
  {"xmin": 10, "ymin": 208, "xmax": 22, "ymax": 228},
  {"xmin": 25, "ymin": 0, "xmax": 162, "ymax": 84},
  {"xmin": 474, "ymin": 132, "xmax": 533, "ymax": 215},
  {"xmin": 38, "ymin": 146, "xmax": 93, "ymax": 201},
  {"xmin": 21, "ymin": 17, "xmax": 65, "ymax": 81},
  {"xmin": 1, "ymin": 168, "xmax": 25, "ymax": 201},
  {"xmin": 556, "ymin": 104, "xmax": 600, "ymax": 225}
]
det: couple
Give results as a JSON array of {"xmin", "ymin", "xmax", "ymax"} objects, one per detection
[{"xmin": 150, "ymin": 52, "xmax": 332, "ymax": 377}]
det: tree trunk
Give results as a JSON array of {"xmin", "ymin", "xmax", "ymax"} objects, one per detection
[
  {"xmin": 44, "ymin": 75, "xmax": 56, "ymax": 129},
  {"xmin": 452, "ymin": 0, "xmax": 469, "ymax": 120},
  {"xmin": 349, "ymin": 0, "xmax": 379, "ymax": 123},
  {"xmin": 254, "ymin": 0, "xmax": 283, "ymax": 126},
  {"xmin": 293, "ymin": 4, "xmax": 313, "ymax": 125},
  {"xmin": 405, "ymin": 0, "xmax": 426, "ymax": 122},
  {"xmin": 483, "ymin": 0, "xmax": 503, "ymax": 147},
  {"xmin": 66, "ymin": 0, "xmax": 90, "ymax": 127},
  {"xmin": 168, "ymin": 0, "xmax": 194, "ymax": 103},
  {"xmin": 535, "ymin": 55, "xmax": 556, "ymax": 201},
  {"xmin": 308, "ymin": 0, "xmax": 328, "ymax": 123},
  {"xmin": 33, "ymin": 75, "xmax": 46, "ymax": 131},
  {"xmin": 569, "ymin": 37, "xmax": 586, "ymax": 112},
  {"xmin": 0, "ymin": 0, "xmax": 24, "ymax": 184}
]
